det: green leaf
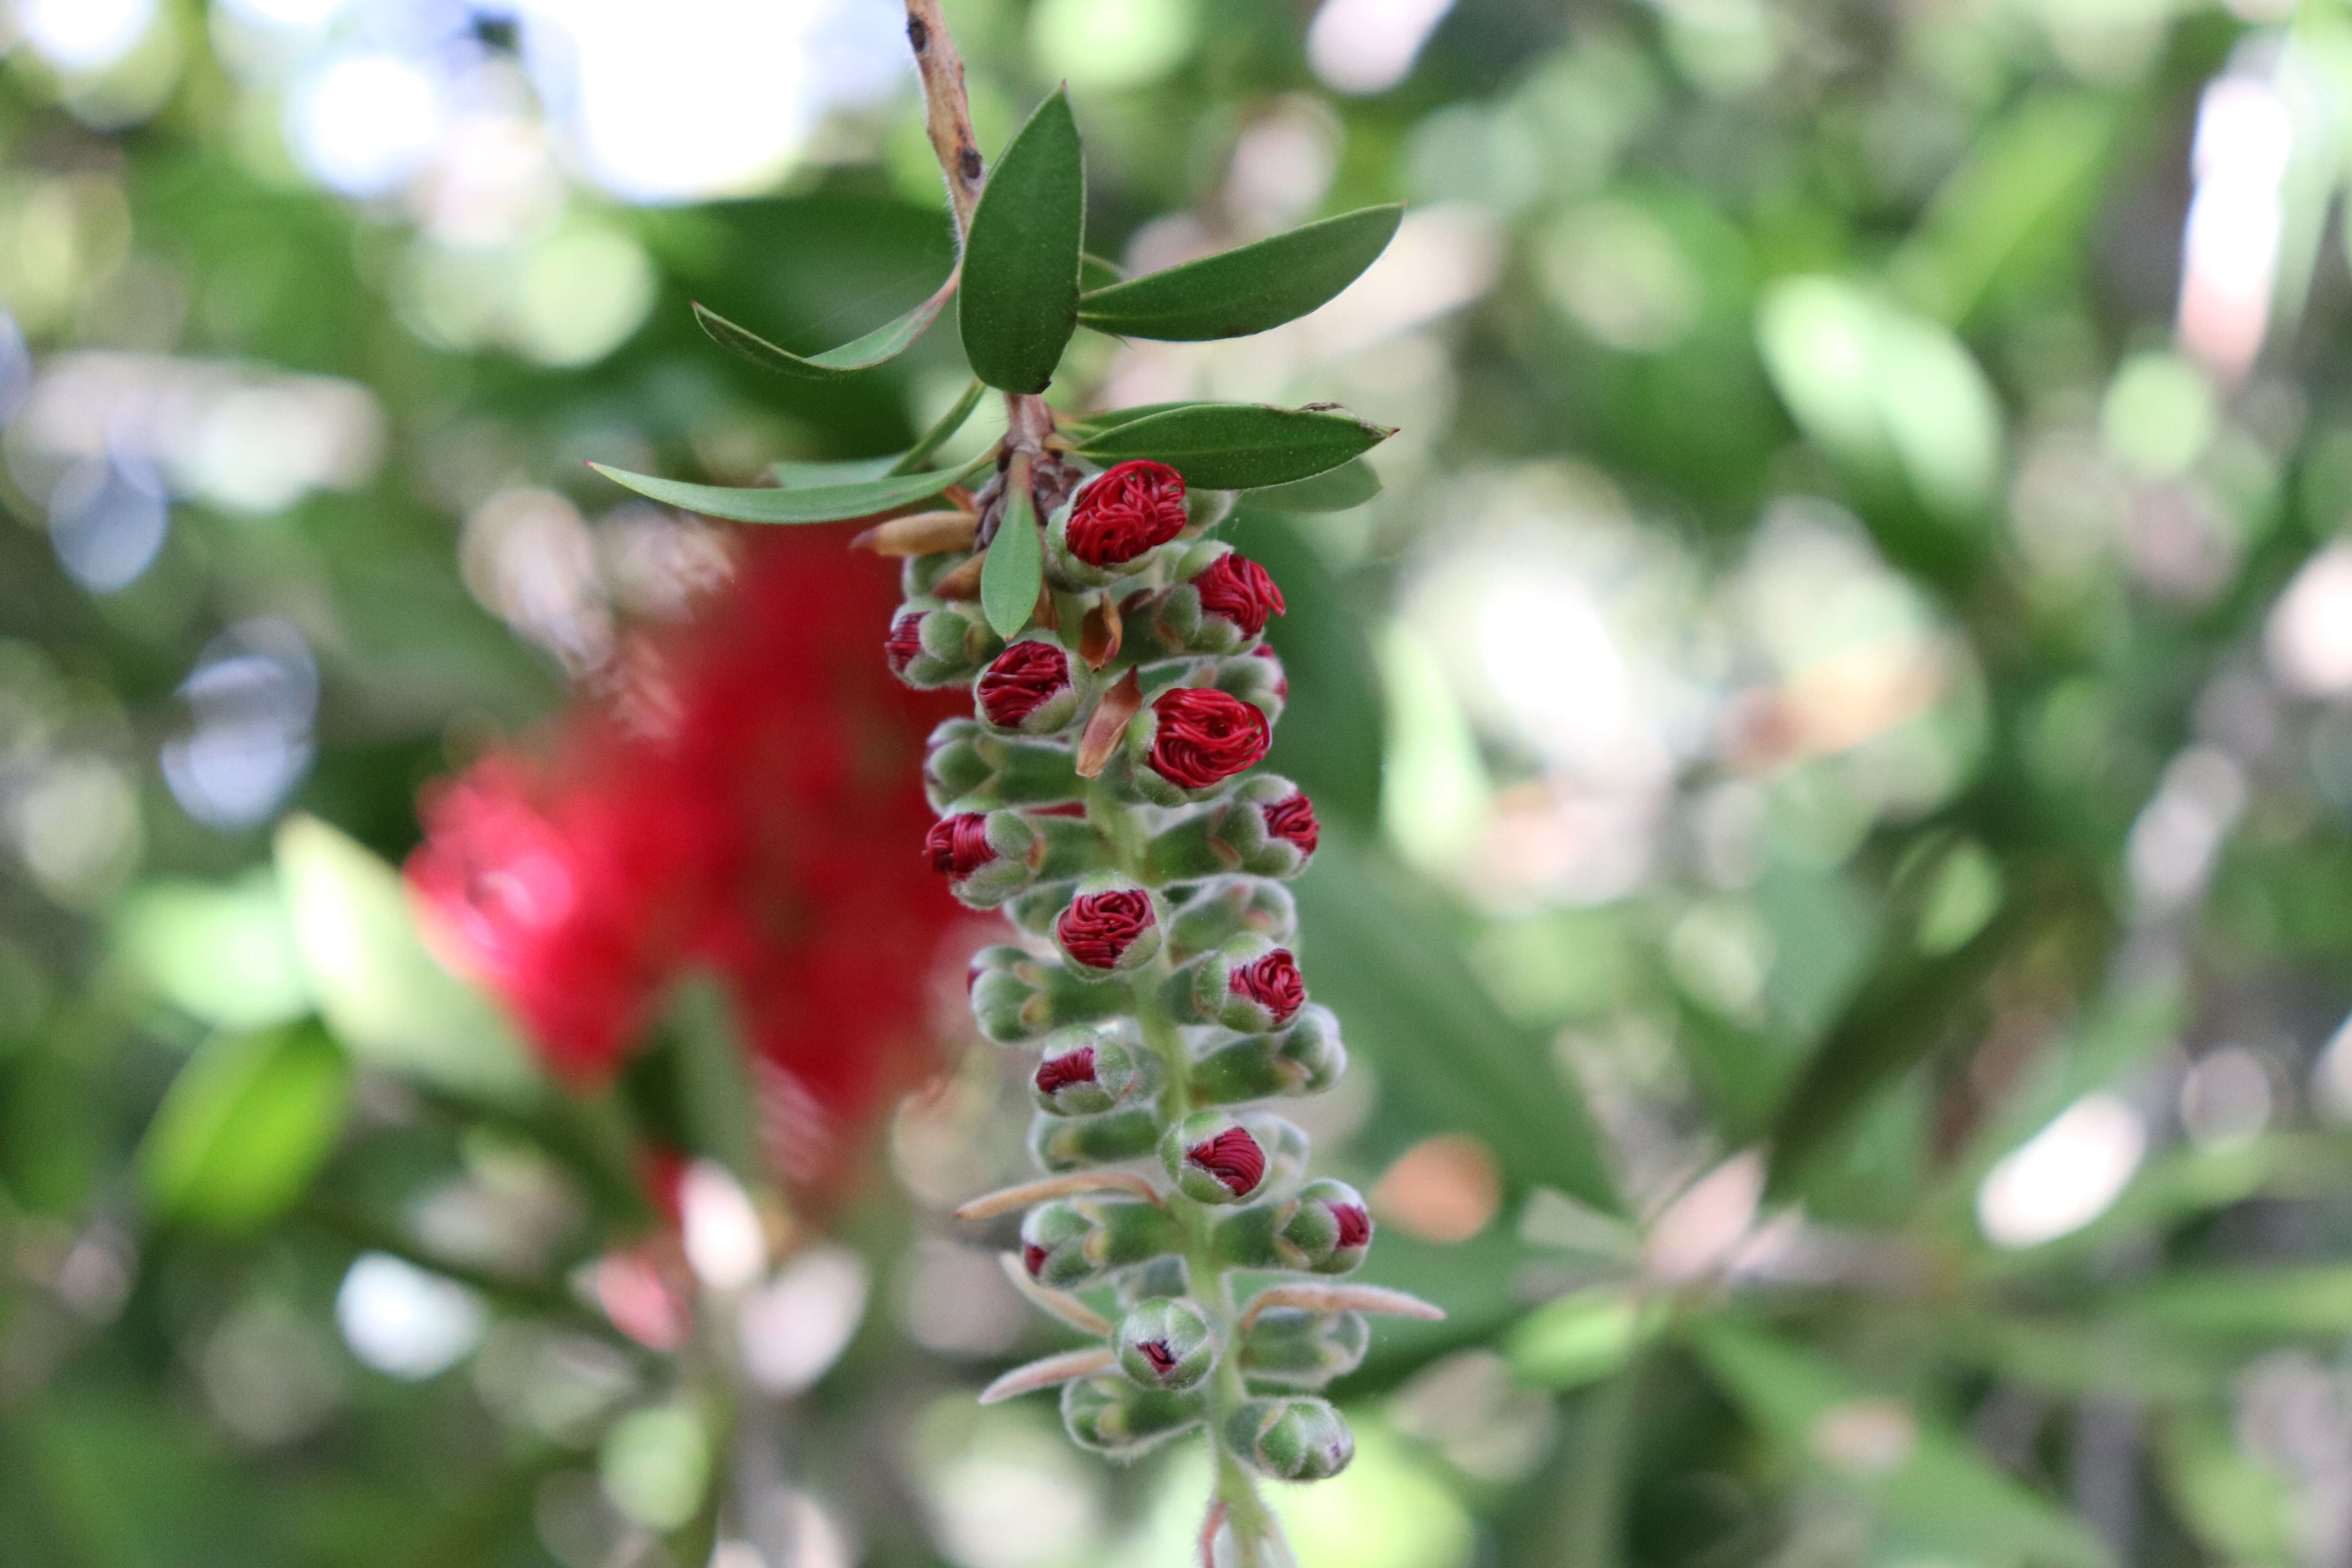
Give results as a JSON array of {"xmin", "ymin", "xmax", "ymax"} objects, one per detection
[
  {"xmin": 274, "ymin": 815, "xmax": 539, "ymax": 1106},
  {"xmin": 769, "ymin": 455, "xmax": 903, "ymax": 487},
  {"xmin": 1508, "ymin": 1288, "xmax": 1664, "ymax": 1390},
  {"xmin": 981, "ymin": 455, "xmax": 1042, "ymax": 640},
  {"xmin": 1243, "ymin": 456, "xmax": 1381, "ymax": 513},
  {"xmin": 1073, "ymin": 403, "xmax": 1394, "ymax": 490},
  {"xmin": 960, "ymin": 88, "xmax": 1085, "ymax": 393},
  {"xmin": 1061, "ymin": 401, "xmax": 1200, "ymax": 437},
  {"xmin": 1078, "ymin": 205, "xmax": 1403, "ymax": 341},
  {"xmin": 663, "ymin": 974, "xmax": 762, "ymax": 1187},
  {"xmin": 114, "ymin": 873, "xmax": 309, "ymax": 1031},
  {"xmin": 1693, "ymin": 1321, "xmax": 2109, "ymax": 1568},
  {"xmin": 2109, "ymin": 1266, "xmax": 2352, "ymax": 1339},
  {"xmin": 140, "ymin": 1022, "xmax": 351, "ymax": 1230},
  {"xmin": 891, "ymin": 377, "xmax": 988, "ymax": 473},
  {"xmin": 693, "ymin": 273, "xmax": 955, "ymax": 380},
  {"xmin": 592, "ymin": 452, "xmax": 993, "ymax": 526}
]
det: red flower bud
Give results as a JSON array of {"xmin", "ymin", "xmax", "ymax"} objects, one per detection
[
  {"xmin": 1147, "ymin": 688, "xmax": 1270, "ymax": 791},
  {"xmin": 1250, "ymin": 644, "xmax": 1289, "ymax": 702},
  {"xmin": 1332, "ymin": 1203, "xmax": 1371, "ymax": 1250},
  {"xmin": 1066, "ymin": 460, "xmax": 1187, "ymax": 568},
  {"xmin": 1023, "ymin": 1243, "xmax": 1049, "ymax": 1278},
  {"xmin": 1230, "ymin": 949, "xmax": 1305, "ymax": 1026},
  {"xmin": 976, "ymin": 640, "xmax": 1073, "ymax": 728},
  {"xmin": 885, "ymin": 611, "xmax": 926, "ymax": 676},
  {"xmin": 1192, "ymin": 553, "xmax": 1285, "ymax": 637},
  {"xmin": 1035, "ymin": 1045, "xmax": 1098, "ymax": 1096},
  {"xmin": 1056, "ymin": 889, "xmax": 1156, "ymax": 969},
  {"xmin": 925, "ymin": 813, "xmax": 996, "ymax": 877},
  {"xmin": 1261, "ymin": 792, "xmax": 1319, "ymax": 857},
  {"xmin": 1185, "ymin": 1126, "xmax": 1269, "ymax": 1197},
  {"xmin": 1137, "ymin": 1339, "xmax": 1180, "ymax": 1376}
]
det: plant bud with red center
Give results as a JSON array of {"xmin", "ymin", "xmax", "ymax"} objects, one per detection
[
  {"xmin": 1142, "ymin": 687, "xmax": 1270, "ymax": 794},
  {"xmin": 1031, "ymin": 1027, "xmax": 1151, "ymax": 1115},
  {"xmin": 1019, "ymin": 1196, "xmax": 1182, "ymax": 1289},
  {"xmin": 1230, "ymin": 949, "xmax": 1305, "ymax": 1026},
  {"xmin": 923, "ymin": 809, "xmax": 1045, "ymax": 908},
  {"xmin": 1053, "ymin": 882, "xmax": 1163, "ymax": 974},
  {"xmin": 1161, "ymin": 1109, "xmax": 1273, "ymax": 1204},
  {"xmin": 1192, "ymin": 552, "xmax": 1285, "ymax": 638},
  {"xmin": 885, "ymin": 602, "xmax": 999, "ymax": 688},
  {"xmin": 1183, "ymin": 935, "xmax": 1308, "ymax": 1032},
  {"xmin": 1226, "ymin": 1396, "xmax": 1354, "ymax": 1481},
  {"xmin": 1261, "ymin": 791, "xmax": 1318, "ymax": 858},
  {"xmin": 976, "ymin": 637, "xmax": 1080, "ymax": 734},
  {"xmin": 1115, "ymin": 1297, "xmax": 1218, "ymax": 1392},
  {"xmin": 1053, "ymin": 460, "xmax": 1189, "ymax": 583},
  {"xmin": 1282, "ymin": 1178, "xmax": 1373, "ymax": 1274}
]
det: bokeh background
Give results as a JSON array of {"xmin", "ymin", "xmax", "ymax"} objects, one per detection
[{"xmin": 7, "ymin": 0, "xmax": 2352, "ymax": 1564}]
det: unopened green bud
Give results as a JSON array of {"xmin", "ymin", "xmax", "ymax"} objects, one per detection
[
  {"xmin": 1114, "ymin": 1297, "xmax": 1219, "ymax": 1392},
  {"xmin": 924, "ymin": 809, "xmax": 1039, "ymax": 908},
  {"xmin": 1283, "ymin": 1179, "xmax": 1373, "ymax": 1275},
  {"xmin": 1029, "ymin": 1105, "xmax": 1161, "ymax": 1172},
  {"xmin": 967, "ymin": 946, "xmax": 1132, "ymax": 1044},
  {"xmin": 1171, "ymin": 935, "xmax": 1307, "ymax": 1034},
  {"xmin": 1238, "ymin": 1308, "xmax": 1369, "ymax": 1389},
  {"xmin": 1240, "ymin": 1112, "xmax": 1312, "ymax": 1195},
  {"xmin": 1225, "ymin": 1396, "xmax": 1353, "ymax": 1481},
  {"xmin": 1142, "ymin": 776, "xmax": 1321, "ymax": 882},
  {"xmin": 886, "ymin": 601, "xmax": 1000, "ymax": 688},
  {"xmin": 1160, "ymin": 1109, "xmax": 1274, "ymax": 1205},
  {"xmin": 1211, "ymin": 1179, "xmax": 1371, "ymax": 1275},
  {"xmin": 1020, "ymin": 1197, "xmax": 1183, "ymax": 1290},
  {"xmin": 1061, "ymin": 1374, "xmax": 1205, "ymax": 1458},
  {"xmin": 1051, "ymin": 877, "xmax": 1166, "ymax": 977},
  {"xmin": 1193, "ymin": 1005, "xmax": 1347, "ymax": 1104},
  {"xmin": 1031, "ymin": 1025, "xmax": 1155, "ymax": 1116},
  {"xmin": 1210, "ymin": 647, "xmax": 1286, "ymax": 727},
  {"xmin": 1166, "ymin": 876, "xmax": 1296, "ymax": 961},
  {"xmin": 923, "ymin": 720, "xmax": 1081, "ymax": 814}
]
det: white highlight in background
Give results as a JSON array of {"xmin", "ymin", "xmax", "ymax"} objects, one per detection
[
  {"xmin": 1306, "ymin": 0, "xmax": 1456, "ymax": 94},
  {"xmin": 19, "ymin": 0, "xmax": 156, "ymax": 73},
  {"xmin": 2177, "ymin": 73, "xmax": 2293, "ymax": 383},
  {"xmin": 336, "ymin": 1252, "xmax": 486, "ymax": 1379},
  {"xmin": 680, "ymin": 1160, "xmax": 767, "ymax": 1292},
  {"xmin": 293, "ymin": 53, "xmax": 446, "ymax": 198},
  {"xmin": 1976, "ymin": 1092, "xmax": 2147, "ymax": 1249}
]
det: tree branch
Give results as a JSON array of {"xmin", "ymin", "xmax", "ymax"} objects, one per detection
[{"xmin": 903, "ymin": 0, "xmax": 986, "ymax": 237}]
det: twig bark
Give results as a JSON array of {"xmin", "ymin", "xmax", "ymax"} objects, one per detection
[{"xmin": 902, "ymin": 0, "xmax": 987, "ymax": 236}]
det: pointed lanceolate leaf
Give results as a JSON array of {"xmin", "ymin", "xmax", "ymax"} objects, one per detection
[
  {"xmin": 961, "ymin": 89, "xmax": 1085, "ymax": 393},
  {"xmin": 693, "ymin": 273, "xmax": 955, "ymax": 380},
  {"xmin": 770, "ymin": 455, "xmax": 904, "ymax": 487},
  {"xmin": 1078, "ymin": 205, "xmax": 1403, "ymax": 341},
  {"xmin": 982, "ymin": 453, "xmax": 1043, "ymax": 639},
  {"xmin": 591, "ymin": 452, "xmax": 994, "ymax": 526},
  {"xmin": 1243, "ymin": 456, "xmax": 1382, "ymax": 513},
  {"xmin": 1073, "ymin": 403, "xmax": 1394, "ymax": 490}
]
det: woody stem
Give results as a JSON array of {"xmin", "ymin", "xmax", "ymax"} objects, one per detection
[{"xmin": 900, "ymin": 0, "xmax": 1056, "ymax": 464}]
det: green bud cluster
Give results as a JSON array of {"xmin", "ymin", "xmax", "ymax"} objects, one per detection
[{"xmin": 896, "ymin": 455, "xmax": 1372, "ymax": 1487}]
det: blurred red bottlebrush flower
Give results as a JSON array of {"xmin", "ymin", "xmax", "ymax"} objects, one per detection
[{"xmin": 408, "ymin": 528, "xmax": 969, "ymax": 1192}]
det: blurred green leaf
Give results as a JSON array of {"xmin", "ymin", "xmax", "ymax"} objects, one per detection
[
  {"xmin": 961, "ymin": 88, "xmax": 1084, "ymax": 393},
  {"xmin": 1074, "ymin": 403, "xmax": 1394, "ymax": 489},
  {"xmin": 893, "ymin": 377, "xmax": 989, "ymax": 472},
  {"xmin": 139, "ymin": 1022, "xmax": 349, "ymax": 1230},
  {"xmin": 982, "ymin": 455, "xmax": 1045, "ymax": 639},
  {"xmin": 1692, "ymin": 1320, "xmax": 2108, "ymax": 1568},
  {"xmin": 1232, "ymin": 513, "xmax": 1385, "ymax": 833},
  {"xmin": 113, "ymin": 874, "xmax": 310, "ymax": 1031},
  {"xmin": 591, "ymin": 451, "xmax": 993, "ymax": 524},
  {"xmin": 1509, "ymin": 1288, "xmax": 1664, "ymax": 1390},
  {"xmin": 2156, "ymin": 1417, "xmax": 2297, "ymax": 1568},
  {"xmin": 1244, "ymin": 457, "xmax": 1383, "ymax": 513},
  {"xmin": 2107, "ymin": 1266, "xmax": 2352, "ymax": 1339},
  {"xmin": 1289, "ymin": 833, "xmax": 1618, "ymax": 1210},
  {"xmin": 692, "ymin": 272, "xmax": 953, "ymax": 379},
  {"xmin": 664, "ymin": 973, "xmax": 760, "ymax": 1185},
  {"xmin": 273, "ymin": 815, "xmax": 539, "ymax": 1106},
  {"xmin": 1078, "ymin": 205, "xmax": 1402, "ymax": 340}
]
